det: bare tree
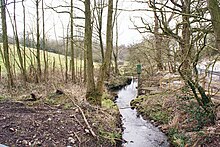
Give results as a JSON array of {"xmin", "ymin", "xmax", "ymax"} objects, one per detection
[
  {"xmin": 42, "ymin": 0, "xmax": 48, "ymax": 80},
  {"xmin": 22, "ymin": 0, "xmax": 27, "ymax": 81},
  {"xmin": 153, "ymin": 2, "xmax": 163, "ymax": 71},
  {"xmin": 207, "ymin": 0, "xmax": 220, "ymax": 51},
  {"xmin": 96, "ymin": 0, "xmax": 114, "ymax": 102},
  {"xmin": 65, "ymin": 28, "xmax": 69, "ymax": 83},
  {"xmin": 113, "ymin": 16, "xmax": 119, "ymax": 75},
  {"xmin": 70, "ymin": 0, "xmax": 75, "ymax": 82},
  {"xmin": 112, "ymin": 0, "xmax": 120, "ymax": 75},
  {"xmin": 132, "ymin": 0, "xmax": 216, "ymax": 123},
  {"xmin": 13, "ymin": 0, "xmax": 27, "ymax": 83},
  {"xmin": 94, "ymin": 0, "xmax": 106, "ymax": 62},
  {"xmin": 36, "ymin": 0, "xmax": 42, "ymax": 82},
  {"xmin": 1, "ymin": 0, "xmax": 14, "ymax": 87},
  {"xmin": 85, "ymin": 0, "xmax": 97, "ymax": 104}
]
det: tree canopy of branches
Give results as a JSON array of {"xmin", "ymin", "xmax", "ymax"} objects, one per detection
[{"xmin": 131, "ymin": 0, "xmax": 219, "ymax": 123}]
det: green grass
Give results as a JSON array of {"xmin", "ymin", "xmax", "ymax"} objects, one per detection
[
  {"xmin": 0, "ymin": 43, "xmax": 100, "ymax": 75},
  {"xmin": 168, "ymin": 128, "xmax": 189, "ymax": 147},
  {"xmin": 99, "ymin": 129, "xmax": 121, "ymax": 144}
]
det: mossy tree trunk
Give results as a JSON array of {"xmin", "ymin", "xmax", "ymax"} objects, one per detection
[
  {"xmin": 178, "ymin": 31, "xmax": 216, "ymax": 124},
  {"xmin": 84, "ymin": 0, "xmax": 98, "ymax": 105},
  {"xmin": 154, "ymin": 7, "xmax": 163, "ymax": 71},
  {"xmin": 207, "ymin": 0, "xmax": 220, "ymax": 51},
  {"xmin": 96, "ymin": 0, "xmax": 114, "ymax": 102}
]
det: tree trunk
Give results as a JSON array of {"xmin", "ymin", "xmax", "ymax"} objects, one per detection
[
  {"xmin": 65, "ymin": 29, "xmax": 69, "ymax": 83},
  {"xmin": 207, "ymin": 0, "xmax": 220, "ymax": 51},
  {"xmin": 13, "ymin": 0, "xmax": 27, "ymax": 83},
  {"xmin": 180, "ymin": 0, "xmax": 191, "ymax": 77},
  {"xmin": 113, "ymin": 17, "xmax": 119, "ymax": 75},
  {"xmin": 36, "ymin": 0, "xmax": 41, "ymax": 82},
  {"xmin": 70, "ymin": 0, "xmax": 75, "ymax": 83},
  {"xmin": 154, "ymin": 11, "xmax": 163, "ymax": 71},
  {"xmin": 96, "ymin": 0, "xmax": 114, "ymax": 98},
  {"xmin": 84, "ymin": 0, "xmax": 98, "ymax": 105},
  {"xmin": 22, "ymin": 0, "xmax": 27, "ymax": 82},
  {"xmin": 80, "ymin": 42, "xmax": 83, "ymax": 82},
  {"xmin": 94, "ymin": 0, "xmax": 105, "ymax": 62},
  {"xmin": 1, "ymin": 0, "xmax": 14, "ymax": 87},
  {"xmin": 42, "ymin": 0, "xmax": 48, "ymax": 80},
  {"xmin": 83, "ymin": 41, "xmax": 87, "ymax": 83}
]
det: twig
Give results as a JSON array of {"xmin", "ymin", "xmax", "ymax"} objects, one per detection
[
  {"xmin": 74, "ymin": 132, "xmax": 81, "ymax": 145},
  {"xmin": 119, "ymin": 106, "xmax": 132, "ymax": 109},
  {"xmin": 72, "ymin": 114, "xmax": 84, "ymax": 128},
  {"xmin": 69, "ymin": 97, "xmax": 97, "ymax": 137}
]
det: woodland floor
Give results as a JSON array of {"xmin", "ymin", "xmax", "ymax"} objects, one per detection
[{"xmin": 0, "ymin": 75, "xmax": 122, "ymax": 147}]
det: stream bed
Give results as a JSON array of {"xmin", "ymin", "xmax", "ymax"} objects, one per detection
[{"xmin": 115, "ymin": 79, "xmax": 169, "ymax": 147}]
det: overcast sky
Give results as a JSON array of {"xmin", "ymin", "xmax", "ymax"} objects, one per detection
[{"xmin": 5, "ymin": 0, "xmax": 150, "ymax": 45}]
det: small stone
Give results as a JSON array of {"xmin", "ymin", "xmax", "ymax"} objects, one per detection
[
  {"xmin": 68, "ymin": 137, "xmax": 75, "ymax": 144},
  {"xmin": 69, "ymin": 133, "xmax": 74, "ymax": 136},
  {"xmin": 70, "ymin": 115, "xmax": 74, "ymax": 118},
  {"xmin": 36, "ymin": 141, "xmax": 42, "ymax": 146},
  {"xmin": 75, "ymin": 108, "xmax": 79, "ymax": 113},
  {"xmin": 48, "ymin": 118, "xmax": 52, "ymax": 121},
  {"xmin": 9, "ymin": 128, "xmax": 17, "ymax": 132},
  {"xmin": 158, "ymin": 125, "xmax": 162, "ymax": 129},
  {"xmin": 22, "ymin": 140, "xmax": 28, "ymax": 145},
  {"xmin": 85, "ymin": 129, "xmax": 90, "ymax": 133}
]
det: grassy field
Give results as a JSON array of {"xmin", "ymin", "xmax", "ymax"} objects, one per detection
[{"xmin": 0, "ymin": 43, "xmax": 100, "ymax": 75}]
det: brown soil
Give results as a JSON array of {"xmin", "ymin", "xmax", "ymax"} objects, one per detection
[
  {"xmin": 0, "ymin": 99, "xmax": 121, "ymax": 147},
  {"xmin": 0, "ymin": 77, "xmax": 121, "ymax": 147}
]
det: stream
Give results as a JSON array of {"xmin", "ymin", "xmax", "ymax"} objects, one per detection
[{"xmin": 115, "ymin": 79, "xmax": 169, "ymax": 147}]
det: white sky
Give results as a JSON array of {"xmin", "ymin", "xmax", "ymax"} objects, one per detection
[{"xmin": 5, "ymin": 0, "xmax": 150, "ymax": 45}]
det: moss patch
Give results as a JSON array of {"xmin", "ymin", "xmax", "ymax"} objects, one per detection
[
  {"xmin": 131, "ymin": 93, "xmax": 173, "ymax": 124},
  {"xmin": 0, "ymin": 96, "xmax": 6, "ymax": 101},
  {"xmin": 101, "ymin": 92, "xmax": 118, "ymax": 110}
]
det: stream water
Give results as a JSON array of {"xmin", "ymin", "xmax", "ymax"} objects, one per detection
[{"xmin": 115, "ymin": 79, "xmax": 169, "ymax": 147}]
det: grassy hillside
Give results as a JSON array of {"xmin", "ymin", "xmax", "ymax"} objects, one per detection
[{"xmin": 0, "ymin": 43, "xmax": 100, "ymax": 75}]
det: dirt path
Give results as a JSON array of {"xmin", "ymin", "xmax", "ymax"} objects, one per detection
[{"xmin": 0, "ymin": 100, "xmax": 120, "ymax": 147}]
